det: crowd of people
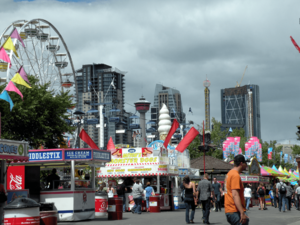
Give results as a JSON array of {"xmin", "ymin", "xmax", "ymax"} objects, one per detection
[{"xmin": 182, "ymin": 154, "xmax": 300, "ymax": 225}]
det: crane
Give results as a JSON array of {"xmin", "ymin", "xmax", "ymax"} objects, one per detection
[{"xmin": 235, "ymin": 65, "xmax": 248, "ymax": 87}]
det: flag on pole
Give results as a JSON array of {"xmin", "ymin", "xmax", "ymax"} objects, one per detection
[
  {"xmin": 176, "ymin": 127, "xmax": 199, "ymax": 153},
  {"xmin": 3, "ymin": 37, "xmax": 19, "ymax": 58},
  {"xmin": 67, "ymin": 136, "xmax": 70, "ymax": 147},
  {"xmin": 11, "ymin": 73, "xmax": 31, "ymax": 88},
  {"xmin": 268, "ymin": 147, "xmax": 273, "ymax": 160},
  {"xmin": 79, "ymin": 129, "xmax": 99, "ymax": 149},
  {"xmin": 5, "ymin": 81, "xmax": 23, "ymax": 99},
  {"xmin": 0, "ymin": 90, "xmax": 14, "ymax": 111},
  {"xmin": 163, "ymin": 119, "xmax": 179, "ymax": 148},
  {"xmin": 17, "ymin": 66, "xmax": 30, "ymax": 84},
  {"xmin": 189, "ymin": 107, "xmax": 193, "ymax": 114},
  {"xmin": 10, "ymin": 28, "xmax": 25, "ymax": 48},
  {"xmin": 0, "ymin": 47, "xmax": 11, "ymax": 66},
  {"xmin": 284, "ymin": 154, "xmax": 288, "ymax": 164}
]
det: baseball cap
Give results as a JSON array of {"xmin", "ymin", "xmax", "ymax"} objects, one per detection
[{"xmin": 118, "ymin": 179, "xmax": 123, "ymax": 184}]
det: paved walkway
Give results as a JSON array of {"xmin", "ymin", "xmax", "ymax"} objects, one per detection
[{"xmin": 60, "ymin": 206, "xmax": 300, "ymax": 225}]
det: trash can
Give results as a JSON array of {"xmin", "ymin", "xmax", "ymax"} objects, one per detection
[
  {"xmin": 4, "ymin": 197, "xmax": 41, "ymax": 225},
  {"xmin": 149, "ymin": 196, "xmax": 160, "ymax": 213},
  {"xmin": 39, "ymin": 202, "xmax": 57, "ymax": 225},
  {"xmin": 95, "ymin": 192, "xmax": 108, "ymax": 218},
  {"xmin": 108, "ymin": 197, "xmax": 123, "ymax": 220}
]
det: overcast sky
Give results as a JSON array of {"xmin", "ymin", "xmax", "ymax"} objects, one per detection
[{"xmin": 1, "ymin": 0, "xmax": 300, "ymax": 144}]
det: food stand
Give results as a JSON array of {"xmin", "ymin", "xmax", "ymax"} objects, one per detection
[
  {"xmin": 0, "ymin": 139, "xmax": 29, "ymax": 190},
  {"xmin": 97, "ymin": 147, "xmax": 179, "ymax": 211},
  {"xmin": 10, "ymin": 148, "xmax": 111, "ymax": 221}
]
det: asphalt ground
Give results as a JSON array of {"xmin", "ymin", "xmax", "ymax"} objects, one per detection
[{"xmin": 59, "ymin": 205, "xmax": 300, "ymax": 225}]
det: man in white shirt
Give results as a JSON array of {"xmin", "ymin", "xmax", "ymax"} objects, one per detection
[
  {"xmin": 244, "ymin": 184, "xmax": 252, "ymax": 211},
  {"xmin": 276, "ymin": 180, "xmax": 287, "ymax": 212}
]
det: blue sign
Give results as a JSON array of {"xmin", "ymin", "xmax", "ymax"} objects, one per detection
[
  {"xmin": 29, "ymin": 151, "xmax": 63, "ymax": 161},
  {"xmin": 93, "ymin": 151, "xmax": 111, "ymax": 161},
  {"xmin": 128, "ymin": 149, "xmax": 136, "ymax": 153},
  {"xmin": 65, "ymin": 150, "xmax": 92, "ymax": 160}
]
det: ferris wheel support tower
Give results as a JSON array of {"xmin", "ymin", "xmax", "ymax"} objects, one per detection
[{"xmin": 203, "ymin": 78, "xmax": 211, "ymax": 131}]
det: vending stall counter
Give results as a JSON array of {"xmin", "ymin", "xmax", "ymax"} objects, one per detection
[
  {"xmin": 10, "ymin": 148, "xmax": 111, "ymax": 222},
  {"xmin": 97, "ymin": 147, "xmax": 178, "ymax": 211}
]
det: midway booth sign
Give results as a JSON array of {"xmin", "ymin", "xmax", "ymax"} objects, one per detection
[
  {"xmin": 0, "ymin": 139, "xmax": 29, "ymax": 194},
  {"xmin": 97, "ymin": 148, "xmax": 179, "ymax": 211},
  {"xmin": 10, "ymin": 148, "xmax": 111, "ymax": 222}
]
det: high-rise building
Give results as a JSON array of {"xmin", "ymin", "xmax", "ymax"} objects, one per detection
[
  {"xmin": 75, "ymin": 63, "xmax": 133, "ymax": 148},
  {"xmin": 220, "ymin": 84, "xmax": 261, "ymax": 139},
  {"xmin": 151, "ymin": 84, "xmax": 186, "ymax": 141}
]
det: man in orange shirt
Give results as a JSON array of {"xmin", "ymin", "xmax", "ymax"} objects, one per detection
[{"xmin": 224, "ymin": 155, "xmax": 249, "ymax": 225}]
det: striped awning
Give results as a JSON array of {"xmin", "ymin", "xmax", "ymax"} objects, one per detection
[
  {"xmin": 1, "ymin": 155, "xmax": 29, "ymax": 163},
  {"xmin": 97, "ymin": 172, "xmax": 178, "ymax": 178}
]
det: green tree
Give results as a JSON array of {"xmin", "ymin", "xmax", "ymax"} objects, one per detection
[
  {"xmin": 0, "ymin": 75, "xmax": 74, "ymax": 149},
  {"xmin": 187, "ymin": 118, "xmax": 226, "ymax": 159},
  {"xmin": 291, "ymin": 145, "xmax": 300, "ymax": 156},
  {"xmin": 260, "ymin": 141, "xmax": 295, "ymax": 170}
]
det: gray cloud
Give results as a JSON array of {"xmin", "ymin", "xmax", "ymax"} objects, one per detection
[{"xmin": 1, "ymin": 0, "xmax": 300, "ymax": 144}]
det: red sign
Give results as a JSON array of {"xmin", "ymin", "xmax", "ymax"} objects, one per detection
[
  {"xmin": 268, "ymin": 152, "xmax": 272, "ymax": 160},
  {"xmin": 7, "ymin": 166, "xmax": 25, "ymax": 190}
]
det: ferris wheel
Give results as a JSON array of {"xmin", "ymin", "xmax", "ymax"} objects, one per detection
[{"xmin": 0, "ymin": 18, "xmax": 78, "ymax": 104}]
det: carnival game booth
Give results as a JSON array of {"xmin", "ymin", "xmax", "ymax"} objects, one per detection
[
  {"xmin": 97, "ymin": 147, "xmax": 179, "ymax": 211},
  {"xmin": 11, "ymin": 148, "xmax": 111, "ymax": 222}
]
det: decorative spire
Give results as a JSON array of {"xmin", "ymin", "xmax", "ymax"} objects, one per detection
[{"xmin": 158, "ymin": 103, "xmax": 171, "ymax": 140}]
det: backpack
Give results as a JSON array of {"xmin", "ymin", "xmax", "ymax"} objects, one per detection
[
  {"xmin": 258, "ymin": 187, "xmax": 264, "ymax": 195},
  {"xmin": 279, "ymin": 183, "xmax": 286, "ymax": 194},
  {"xmin": 116, "ymin": 184, "xmax": 124, "ymax": 195}
]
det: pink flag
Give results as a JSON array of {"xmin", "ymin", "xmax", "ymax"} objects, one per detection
[
  {"xmin": 0, "ymin": 47, "xmax": 11, "ymax": 66},
  {"xmin": 18, "ymin": 66, "xmax": 30, "ymax": 84},
  {"xmin": 5, "ymin": 81, "xmax": 23, "ymax": 99},
  {"xmin": 10, "ymin": 28, "xmax": 25, "ymax": 48}
]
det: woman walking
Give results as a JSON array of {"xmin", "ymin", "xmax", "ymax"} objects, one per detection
[
  {"xmin": 257, "ymin": 183, "xmax": 265, "ymax": 210},
  {"xmin": 244, "ymin": 184, "xmax": 252, "ymax": 211},
  {"xmin": 182, "ymin": 175, "xmax": 196, "ymax": 224},
  {"xmin": 145, "ymin": 182, "xmax": 154, "ymax": 212}
]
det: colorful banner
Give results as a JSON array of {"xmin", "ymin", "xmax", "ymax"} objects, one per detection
[
  {"xmin": 222, "ymin": 137, "xmax": 241, "ymax": 159},
  {"xmin": 3, "ymin": 37, "xmax": 19, "ymax": 58},
  {"xmin": 11, "ymin": 73, "xmax": 31, "ymax": 88},
  {"xmin": 7, "ymin": 166, "xmax": 25, "ymax": 190},
  {"xmin": 5, "ymin": 81, "xmax": 23, "ymax": 99},
  {"xmin": 280, "ymin": 151, "xmax": 283, "ymax": 162},
  {"xmin": 11, "ymin": 28, "xmax": 25, "ymax": 48},
  {"xmin": 245, "ymin": 137, "xmax": 262, "ymax": 161},
  {"xmin": 268, "ymin": 147, "xmax": 273, "ymax": 160},
  {"xmin": 0, "ymin": 47, "xmax": 11, "ymax": 66},
  {"xmin": 284, "ymin": 154, "xmax": 288, "ymax": 164}
]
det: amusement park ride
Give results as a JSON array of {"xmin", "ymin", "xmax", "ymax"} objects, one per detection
[{"xmin": 0, "ymin": 18, "xmax": 195, "ymax": 148}]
